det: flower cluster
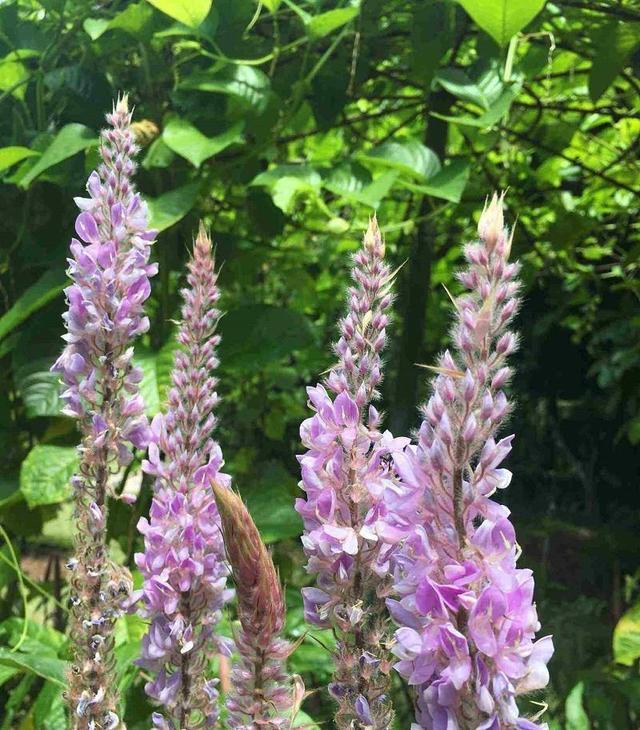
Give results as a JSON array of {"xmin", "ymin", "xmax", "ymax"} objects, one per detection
[
  {"xmin": 212, "ymin": 484, "xmax": 304, "ymax": 728},
  {"xmin": 296, "ymin": 218, "xmax": 403, "ymax": 728},
  {"xmin": 387, "ymin": 195, "xmax": 553, "ymax": 729},
  {"xmin": 135, "ymin": 225, "xmax": 233, "ymax": 729},
  {"xmin": 52, "ymin": 95, "xmax": 156, "ymax": 729}
]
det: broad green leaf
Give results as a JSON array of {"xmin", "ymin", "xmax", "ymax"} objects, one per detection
[
  {"xmin": 292, "ymin": 709, "xmax": 322, "ymax": 729},
  {"xmin": 244, "ymin": 462, "xmax": 301, "ymax": 543},
  {"xmin": 32, "ymin": 681, "xmax": 66, "ymax": 729},
  {"xmin": 307, "ymin": 7, "xmax": 359, "ymax": 39},
  {"xmin": 0, "ymin": 645, "xmax": 66, "ymax": 686},
  {"xmin": 19, "ymin": 444, "xmax": 76, "ymax": 508},
  {"xmin": 14, "ymin": 364, "xmax": 61, "ymax": 419},
  {"xmin": 0, "ymin": 50, "xmax": 35, "ymax": 100},
  {"xmin": 0, "ymin": 270, "xmax": 66, "ymax": 341},
  {"xmin": 19, "ymin": 123, "xmax": 97, "ymax": 188},
  {"xmin": 589, "ymin": 22, "xmax": 640, "ymax": 102},
  {"xmin": 0, "ymin": 665, "xmax": 17, "ymax": 688},
  {"xmin": 163, "ymin": 118, "xmax": 244, "ymax": 167},
  {"xmin": 431, "ymin": 84, "xmax": 520, "ymax": 128},
  {"xmin": 219, "ymin": 305, "xmax": 315, "ymax": 370},
  {"xmin": 143, "ymin": 138, "xmax": 176, "ymax": 169},
  {"xmin": 181, "ymin": 65, "xmax": 271, "ymax": 114},
  {"xmin": 456, "ymin": 0, "xmax": 545, "ymax": 47},
  {"xmin": 251, "ymin": 164, "xmax": 321, "ymax": 189},
  {"xmin": 398, "ymin": 159, "xmax": 470, "ymax": 203},
  {"xmin": 435, "ymin": 68, "xmax": 490, "ymax": 109},
  {"xmin": 146, "ymin": 182, "xmax": 199, "ymax": 232},
  {"xmin": 272, "ymin": 177, "xmax": 318, "ymax": 212},
  {"xmin": 613, "ymin": 601, "xmax": 640, "ymax": 666},
  {"xmin": 565, "ymin": 681, "xmax": 590, "ymax": 730},
  {"xmin": 134, "ymin": 347, "xmax": 161, "ymax": 416},
  {"xmin": 145, "ymin": 0, "xmax": 212, "ymax": 27},
  {"xmin": 261, "ymin": 0, "xmax": 282, "ymax": 11},
  {"xmin": 360, "ymin": 140, "xmax": 440, "ymax": 180},
  {"xmin": 0, "ymin": 146, "xmax": 38, "ymax": 173},
  {"xmin": 84, "ymin": 1, "xmax": 156, "ymax": 40}
]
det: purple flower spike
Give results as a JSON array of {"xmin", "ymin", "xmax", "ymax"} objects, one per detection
[
  {"xmin": 296, "ymin": 218, "xmax": 404, "ymax": 728},
  {"xmin": 52, "ymin": 95, "xmax": 156, "ymax": 728},
  {"xmin": 387, "ymin": 194, "xmax": 553, "ymax": 729},
  {"xmin": 136, "ymin": 224, "xmax": 232, "ymax": 728}
]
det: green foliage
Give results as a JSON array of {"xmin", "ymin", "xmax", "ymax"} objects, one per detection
[{"xmin": 0, "ymin": 0, "xmax": 638, "ymax": 726}]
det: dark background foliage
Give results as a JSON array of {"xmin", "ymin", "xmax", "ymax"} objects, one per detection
[{"xmin": 0, "ymin": 0, "xmax": 638, "ymax": 727}]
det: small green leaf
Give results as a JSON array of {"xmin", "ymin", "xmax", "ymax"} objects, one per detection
[
  {"xmin": 181, "ymin": 65, "xmax": 271, "ymax": 113},
  {"xmin": 307, "ymin": 7, "xmax": 359, "ymax": 39},
  {"xmin": 613, "ymin": 601, "xmax": 640, "ymax": 666},
  {"xmin": 163, "ymin": 118, "xmax": 244, "ymax": 168},
  {"xmin": 19, "ymin": 444, "xmax": 76, "ymax": 508},
  {"xmin": 0, "ymin": 146, "xmax": 38, "ymax": 173},
  {"xmin": 565, "ymin": 681, "xmax": 590, "ymax": 730},
  {"xmin": 0, "ymin": 646, "xmax": 66, "ymax": 686},
  {"xmin": 261, "ymin": 0, "xmax": 282, "ymax": 11},
  {"xmin": 19, "ymin": 123, "xmax": 97, "ymax": 188},
  {"xmin": 83, "ymin": 18, "xmax": 109, "ymax": 40},
  {"xmin": 134, "ymin": 348, "xmax": 161, "ymax": 417},
  {"xmin": 0, "ymin": 270, "xmax": 66, "ymax": 342},
  {"xmin": 145, "ymin": 0, "xmax": 212, "ymax": 27},
  {"xmin": 456, "ymin": 0, "xmax": 545, "ymax": 47},
  {"xmin": 15, "ymin": 364, "xmax": 61, "ymax": 419},
  {"xmin": 431, "ymin": 84, "xmax": 520, "ymax": 128},
  {"xmin": 435, "ymin": 68, "xmax": 490, "ymax": 109},
  {"xmin": 360, "ymin": 139, "xmax": 440, "ymax": 180},
  {"xmin": 146, "ymin": 182, "xmax": 200, "ymax": 232},
  {"xmin": 589, "ymin": 22, "xmax": 640, "ymax": 102},
  {"xmin": 292, "ymin": 709, "xmax": 322, "ymax": 729},
  {"xmin": 399, "ymin": 159, "xmax": 470, "ymax": 203},
  {"xmin": 84, "ymin": 1, "xmax": 156, "ymax": 40}
]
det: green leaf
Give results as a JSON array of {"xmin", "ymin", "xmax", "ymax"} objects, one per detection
[
  {"xmin": 145, "ymin": 0, "xmax": 212, "ymax": 27},
  {"xmin": 307, "ymin": 7, "xmax": 359, "ymax": 39},
  {"xmin": 146, "ymin": 182, "xmax": 200, "ymax": 232},
  {"xmin": 133, "ymin": 339, "xmax": 180, "ymax": 416},
  {"xmin": 0, "ymin": 270, "xmax": 66, "ymax": 342},
  {"xmin": 431, "ymin": 84, "xmax": 520, "ymax": 128},
  {"xmin": 565, "ymin": 681, "xmax": 590, "ymax": 730},
  {"xmin": 360, "ymin": 139, "xmax": 440, "ymax": 180},
  {"xmin": 244, "ymin": 462, "xmax": 301, "ymax": 543},
  {"xmin": 261, "ymin": 0, "xmax": 282, "ymax": 11},
  {"xmin": 0, "ymin": 146, "xmax": 38, "ymax": 173},
  {"xmin": 589, "ymin": 22, "xmax": 640, "ymax": 102},
  {"xmin": 292, "ymin": 709, "xmax": 322, "ymax": 729},
  {"xmin": 32, "ymin": 681, "xmax": 66, "ymax": 730},
  {"xmin": 19, "ymin": 444, "xmax": 76, "ymax": 508},
  {"xmin": 435, "ymin": 68, "xmax": 490, "ymax": 109},
  {"xmin": 181, "ymin": 65, "xmax": 272, "ymax": 114},
  {"xmin": 613, "ymin": 601, "xmax": 640, "ymax": 666},
  {"xmin": 84, "ymin": 1, "xmax": 156, "ymax": 40},
  {"xmin": 219, "ymin": 305, "xmax": 315, "ymax": 370},
  {"xmin": 163, "ymin": 118, "xmax": 244, "ymax": 167},
  {"xmin": 15, "ymin": 363, "xmax": 61, "ymax": 419},
  {"xmin": 19, "ymin": 123, "xmax": 97, "ymax": 188},
  {"xmin": 0, "ymin": 664, "xmax": 17, "ymax": 688},
  {"xmin": 399, "ymin": 159, "xmax": 470, "ymax": 203},
  {"xmin": 456, "ymin": 0, "xmax": 545, "ymax": 47},
  {"xmin": 0, "ymin": 645, "xmax": 66, "ymax": 686},
  {"xmin": 0, "ymin": 51, "xmax": 33, "ymax": 100}
]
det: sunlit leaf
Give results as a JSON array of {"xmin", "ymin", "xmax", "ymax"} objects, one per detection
[
  {"xmin": 307, "ymin": 7, "xmax": 359, "ymax": 39},
  {"xmin": 431, "ymin": 84, "xmax": 520, "ymax": 128},
  {"xmin": 613, "ymin": 601, "xmax": 640, "ymax": 666},
  {"xmin": 146, "ymin": 183, "xmax": 199, "ymax": 232},
  {"xmin": 565, "ymin": 681, "xmax": 590, "ymax": 730},
  {"xmin": 145, "ymin": 0, "xmax": 212, "ymax": 28},
  {"xmin": 456, "ymin": 0, "xmax": 545, "ymax": 47},
  {"xmin": 162, "ymin": 118, "xmax": 244, "ymax": 167},
  {"xmin": 0, "ymin": 646, "xmax": 66, "ymax": 686},
  {"xmin": 399, "ymin": 159, "xmax": 470, "ymax": 203},
  {"xmin": 19, "ymin": 124, "xmax": 97, "ymax": 188},
  {"xmin": 84, "ymin": 1, "xmax": 156, "ymax": 40},
  {"xmin": 360, "ymin": 139, "xmax": 440, "ymax": 180},
  {"xmin": 19, "ymin": 444, "xmax": 76, "ymax": 508},
  {"xmin": 0, "ymin": 146, "xmax": 38, "ymax": 173}
]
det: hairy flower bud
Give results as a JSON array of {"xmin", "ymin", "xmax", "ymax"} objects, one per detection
[{"xmin": 213, "ymin": 484, "xmax": 303, "ymax": 728}]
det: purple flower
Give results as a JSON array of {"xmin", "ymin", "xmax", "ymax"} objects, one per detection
[
  {"xmin": 296, "ymin": 218, "xmax": 401, "ymax": 727},
  {"xmin": 387, "ymin": 194, "xmax": 553, "ymax": 728},
  {"xmin": 136, "ymin": 225, "xmax": 232, "ymax": 727},
  {"xmin": 53, "ymin": 95, "xmax": 156, "ymax": 726}
]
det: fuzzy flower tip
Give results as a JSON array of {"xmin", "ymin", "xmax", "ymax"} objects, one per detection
[
  {"xmin": 135, "ymin": 224, "xmax": 233, "ymax": 729},
  {"xmin": 212, "ymin": 484, "xmax": 304, "ymax": 729},
  {"xmin": 387, "ymin": 193, "xmax": 553, "ymax": 729},
  {"xmin": 296, "ymin": 217, "xmax": 405, "ymax": 729},
  {"xmin": 52, "ymin": 94, "xmax": 157, "ymax": 729}
]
